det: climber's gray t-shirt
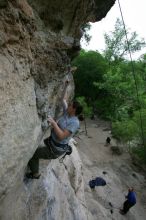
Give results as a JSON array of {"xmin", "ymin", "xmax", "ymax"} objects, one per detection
[
  {"xmin": 51, "ymin": 101, "xmax": 79, "ymax": 145},
  {"xmin": 51, "ymin": 112, "xmax": 79, "ymax": 145}
]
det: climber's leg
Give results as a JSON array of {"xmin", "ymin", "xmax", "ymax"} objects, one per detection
[{"xmin": 27, "ymin": 146, "xmax": 55, "ymax": 178}]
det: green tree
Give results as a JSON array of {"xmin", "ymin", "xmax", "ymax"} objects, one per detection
[
  {"xmin": 112, "ymin": 120, "xmax": 137, "ymax": 144},
  {"xmin": 92, "ymin": 18, "xmax": 146, "ymax": 119},
  {"xmin": 95, "ymin": 59, "xmax": 146, "ymax": 119},
  {"xmin": 72, "ymin": 50, "xmax": 108, "ymax": 105},
  {"xmin": 133, "ymin": 109, "xmax": 146, "ymax": 144},
  {"xmin": 76, "ymin": 96, "xmax": 92, "ymax": 117},
  {"xmin": 104, "ymin": 18, "xmax": 146, "ymax": 63}
]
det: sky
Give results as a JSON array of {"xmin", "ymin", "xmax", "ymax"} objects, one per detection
[{"xmin": 81, "ymin": 0, "xmax": 146, "ymax": 60}]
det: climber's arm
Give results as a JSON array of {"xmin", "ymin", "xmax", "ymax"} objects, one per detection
[{"xmin": 48, "ymin": 116, "xmax": 71, "ymax": 140}]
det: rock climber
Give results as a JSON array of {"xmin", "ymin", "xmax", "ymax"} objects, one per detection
[{"xmin": 26, "ymin": 75, "xmax": 83, "ymax": 179}]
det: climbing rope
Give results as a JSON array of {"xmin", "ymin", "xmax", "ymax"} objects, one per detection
[
  {"xmin": 103, "ymin": 184, "xmax": 121, "ymax": 211},
  {"xmin": 118, "ymin": 0, "xmax": 145, "ymax": 147}
]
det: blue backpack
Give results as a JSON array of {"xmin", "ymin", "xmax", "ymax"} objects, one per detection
[{"xmin": 89, "ymin": 177, "xmax": 106, "ymax": 189}]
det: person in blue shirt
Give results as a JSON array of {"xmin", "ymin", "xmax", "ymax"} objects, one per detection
[
  {"xmin": 26, "ymin": 79, "xmax": 83, "ymax": 179},
  {"xmin": 120, "ymin": 187, "xmax": 136, "ymax": 215}
]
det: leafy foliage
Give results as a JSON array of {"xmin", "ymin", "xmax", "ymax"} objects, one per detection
[
  {"xmin": 76, "ymin": 96, "xmax": 93, "ymax": 117},
  {"xmin": 104, "ymin": 18, "xmax": 146, "ymax": 63},
  {"xmin": 112, "ymin": 120, "xmax": 138, "ymax": 143},
  {"xmin": 133, "ymin": 109, "xmax": 146, "ymax": 144},
  {"xmin": 94, "ymin": 60, "xmax": 145, "ymax": 119},
  {"xmin": 131, "ymin": 146, "xmax": 146, "ymax": 164},
  {"xmin": 72, "ymin": 50, "xmax": 107, "ymax": 104},
  {"xmin": 72, "ymin": 18, "xmax": 146, "ymax": 163}
]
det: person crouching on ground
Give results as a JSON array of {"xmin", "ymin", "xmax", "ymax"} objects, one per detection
[
  {"xmin": 26, "ymin": 80, "xmax": 83, "ymax": 179},
  {"xmin": 120, "ymin": 187, "xmax": 136, "ymax": 215}
]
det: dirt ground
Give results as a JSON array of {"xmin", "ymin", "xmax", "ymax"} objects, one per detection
[{"xmin": 75, "ymin": 118, "xmax": 146, "ymax": 220}]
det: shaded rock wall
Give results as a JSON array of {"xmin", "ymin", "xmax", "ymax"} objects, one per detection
[{"xmin": 0, "ymin": 0, "xmax": 116, "ymax": 219}]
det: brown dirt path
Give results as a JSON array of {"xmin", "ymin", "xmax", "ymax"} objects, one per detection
[{"xmin": 75, "ymin": 118, "xmax": 146, "ymax": 220}]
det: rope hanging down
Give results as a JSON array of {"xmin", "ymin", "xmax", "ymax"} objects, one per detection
[{"xmin": 118, "ymin": 0, "xmax": 145, "ymax": 147}]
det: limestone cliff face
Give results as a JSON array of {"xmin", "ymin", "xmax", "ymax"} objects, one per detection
[
  {"xmin": 1, "ymin": 142, "xmax": 88, "ymax": 220},
  {"xmin": 0, "ymin": 0, "xmax": 115, "ymax": 219}
]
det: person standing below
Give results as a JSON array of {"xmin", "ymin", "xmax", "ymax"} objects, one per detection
[
  {"xmin": 26, "ymin": 79, "xmax": 83, "ymax": 179},
  {"xmin": 105, "ymin": 137, "xmax": 111, "ymax": 146},
  {"xmin": 104, "ymin": 137, "xmax": 111, "ymax": 147},
  {"xmin": 120, "ymin": 187, "xmax": 136, "ymax": 215}
]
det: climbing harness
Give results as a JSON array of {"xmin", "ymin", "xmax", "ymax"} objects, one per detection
[
  {"xmin": 59, "ymin": 145, "xmax": 72, "ymax": 163},
  {"xmin": 44, "ymin": 135, "xmax": 73, "ymax": 162},
  {"xmin": 103, "ymin": 185, "xmax": 121, "ymax": 212}
]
